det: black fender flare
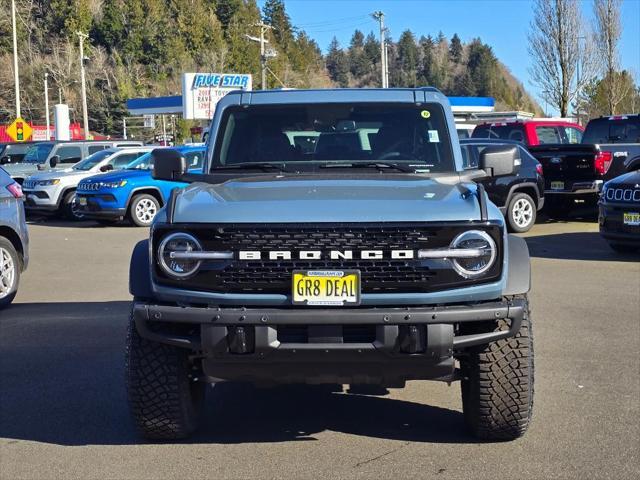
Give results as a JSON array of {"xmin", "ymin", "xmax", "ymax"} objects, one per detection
[
  {"xmin": 504, "ymin": 234, "xmax": 531, "ymax": 295},
  {"xmin": 129, "ymin": 239, "xmax": 154, "ymax": 299},
  {"xmin": 506, "ymin": 182, "xmax": 541, "ymax": 206}
]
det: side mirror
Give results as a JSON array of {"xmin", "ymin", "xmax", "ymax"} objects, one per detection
[
  {"xmin": 49, "ymin": 155, "xmax": 60, "ymax": 168},
  {"xmin": 152, "ymin": 149, "xmax": 187, "ymax": 181},
  {"xmin": 478, "ymin": 146, "xmax": 520, "ymax": 177},
  {"xmin": 100, "ymin": 164, "xmax": 114, "ymax": 172}
]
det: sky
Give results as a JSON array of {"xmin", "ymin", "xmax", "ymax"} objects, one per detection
[{"xmin": 261, "ymin": 0, "xmax": 640, "ymax": 112}]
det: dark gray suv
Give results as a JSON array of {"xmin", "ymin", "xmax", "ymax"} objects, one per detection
[{"xmin": 0, "ymin": 167, "xmax": 29, "ymax": 308}]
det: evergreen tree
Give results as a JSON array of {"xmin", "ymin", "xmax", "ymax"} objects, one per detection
[
  {"xmin": 393, "ymin": 30, "xmax": 419, "ymax": 87},
  {"xmin": 449, "ymin": 33, "xmax": 463, "ymax": 63},
  {"xmin": 263, "ymin": 0, "xmax": 294, "ymax": 50},
  {"xmin": 326, "ymin": 37, "xmax": 349, "ymax": 86}
]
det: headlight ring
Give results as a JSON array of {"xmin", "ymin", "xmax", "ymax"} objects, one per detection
[
  {"xmin": 449, "ymin": 230, "xmax": 497, "ymax": 278},
  {"xmin": 158, "ymin": 232, "xmax": 203, "ymax": 279}
]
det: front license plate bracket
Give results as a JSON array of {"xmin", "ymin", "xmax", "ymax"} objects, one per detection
[{"xmin": 292, "ymin": 270, "xmax": 361, "ymax": 306}]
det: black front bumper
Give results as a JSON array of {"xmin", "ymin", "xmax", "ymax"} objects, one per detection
[
  {"xmin": 599, "ymin": 203, "xmax": 640, "ymax": 246},
  {"xmin": 133, "ymin": 298, "xmax": 525, "ymax": 385}
]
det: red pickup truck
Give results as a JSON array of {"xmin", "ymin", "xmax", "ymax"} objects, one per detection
[{"xmin": 472, "ymin": 120, "xmax": 584, "ymax": 146}]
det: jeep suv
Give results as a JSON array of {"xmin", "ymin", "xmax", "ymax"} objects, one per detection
[
  {"xmin": 126, "ymin": 88, "xmax": 534, "ymax": 441},
  {"xmin": 22, "ymin": 146, "xmax": 153, "ymax": 220},
  {"xmin": 3, "ymin": 140, "xmax": 143, "ymax": 185}
]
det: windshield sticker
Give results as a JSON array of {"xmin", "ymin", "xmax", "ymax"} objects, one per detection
[
  {"xmin": 428, "ymin": 130, "xmax": 440, "ymax": 143},
  {"xmin": 424, "ymin": 192, "xmax": 436, "ymax": 199},
  {"xmin": 420, "ymin": 110, "xmax": 431, "ymax": 119}
]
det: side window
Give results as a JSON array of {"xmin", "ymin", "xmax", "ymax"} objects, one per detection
[
  {"xmin": 460, "ymin": 145, "xmax": 479, "ymax": 169},
  {"xmin": 55, "ymin": 146, "xmax": 82, "ymax": 164},
  {"xmin": 562, "ymin": 127, "xmax": 583, "ymax": 144},
  {"xmin": 88, "ymin": 145, "xmax": 107, "ymax": 155},
  {"xmin": 535, "ymin": 126, "xmax": 561, "ymax": 144},
  {"xmin": 185, "ymin": 151, "xmax": 203, "ymax": 170},
  {"xmin": 110, "ymin": 153, "xmax": 140, "ymax": 169}
]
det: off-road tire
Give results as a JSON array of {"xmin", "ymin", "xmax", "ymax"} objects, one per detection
[
  {"xmin": 125, "ymin": 306, "xmax": 205, "ymax": 440},
  {"xmin": 506, "ymin": 192, "xmax": 537, "ymax": 233},
  {"xmin": 460, "ymin": 294, "xmax": 534, "ymax": 440},
  {"xmin": 0, "ymin": 237, "xmax": 20, "ymax": 309},
  {"xmin": 61, "ymin": 190, "xmax": 83, "ymax": 220},
  {"xmin": 128, "ymin": 194, "xmax": 160, "ymax": 227}
]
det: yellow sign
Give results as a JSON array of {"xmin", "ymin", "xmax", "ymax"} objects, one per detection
[
  {"xmin": 6, "ymin": 118, "xmax": 32, "ymax": 142},
  {"xmin": 420, "ymin": 110, "xmax": 431, "ymax": 119}
]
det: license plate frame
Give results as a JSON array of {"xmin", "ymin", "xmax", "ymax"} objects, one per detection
[
  {"xmin": 623, "ymin": 212, "xmax": 640, "ymax": 226},
  {"xmin": 550, "ymin": 181, "xmax": 565, "ymax": 191},
  {"xmin": 78, "ymin": 197, "xmax": 87, "ymax": 206},
  {"xmin": 292, "ymin": 270, "xmax": 361, "ymax": 306}
]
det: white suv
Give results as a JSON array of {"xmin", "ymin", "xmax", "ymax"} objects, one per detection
[{"xmin": 22, "ymin": 146, "xmax": 153, "ymax": 219}]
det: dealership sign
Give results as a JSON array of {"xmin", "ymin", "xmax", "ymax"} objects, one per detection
[{"xmin": 182, "ymin": 73, "xmax": 252, "ymax": 120}]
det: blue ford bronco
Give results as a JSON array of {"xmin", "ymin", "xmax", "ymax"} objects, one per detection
[{"xmin": 127, "ymin": 88, "xmax": 534, "ymax": 441}]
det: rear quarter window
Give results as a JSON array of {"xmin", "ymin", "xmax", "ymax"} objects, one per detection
[
  {"xmin": 583, "ymin": 117, "xmax": 640, "ymax": 144},
  {"xmin": 535, "ymin": 126, "xmax": 561, "ymax": 144}
]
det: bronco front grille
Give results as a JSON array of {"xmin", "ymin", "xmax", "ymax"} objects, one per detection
[{"xmin": 152, "ymin": 223, "xmax": 503, "ymax": 295}]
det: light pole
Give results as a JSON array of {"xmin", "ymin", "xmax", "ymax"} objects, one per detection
[
  {"xmin": 11, "ymin": 0, "xmax": 20, "ymax": 117},
  {"xmin": 76, "ymin": 31, "xmax": 90, "ymax": 139},
  {"xmin": 44, "ymin": 72, "xmax": 50, "ymax": 140}
]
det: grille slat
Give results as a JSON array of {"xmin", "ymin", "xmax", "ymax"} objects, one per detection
[{"xmin": 154, "ymin": 223, "xmax": 502, "ymax": 295}]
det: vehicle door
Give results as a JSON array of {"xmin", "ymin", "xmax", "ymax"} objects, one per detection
[{"xmin": 49, "ymin": 144, "xmax": 83, "ymax": 169}]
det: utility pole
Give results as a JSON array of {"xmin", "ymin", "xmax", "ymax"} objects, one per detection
[
  {"xmin": 11, "ymin": 0, "xmax": 20, "ymax": 117},
  {"xmin": 44, "ymin": 72, "xmax": 50, "ymax": 140},
  {"xmin": 77, "ymin": 31, "xmax": 90, "ymax": 139},
  {"xmin": 246, "ymin": 23, "xmax": 274, "ymax": 90},
  {"xmin": 575, "ymin": 35, "xmax": 586, "ymax": 125},
  {"xmin": 372, "ymin": 11, "xmax": 388, "ymax": 88}
]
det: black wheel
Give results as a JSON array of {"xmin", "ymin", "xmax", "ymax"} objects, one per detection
[
  {"xmin": 125, "ymin": 305, "xmax": 205, "ymax": 440},
  {"xmin": 460, "ymin": 294, "xmax": 534, "ymax": 440},
  {"xmin": 608, "ymin": 243, "xmax": 638, "ymax": 254},
  {"xmin": 506, "ymin": 192, "xmax": 537, "ymax": 233},
  {"xmin": 0, "ymin": 237, "xmax": 21, "ymax": 309},
  {"xmin": 128, "ymin": 194, "xmax": 160, "ymax": 227},
  {"xmin": 61, "ymin": 190, "xmax": 83, "ymax": 220}
]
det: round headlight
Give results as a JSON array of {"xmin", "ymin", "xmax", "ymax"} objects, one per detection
[
  {"xmin": 450, "ymin": 230, "xmax": 497, "ymax": 278},
  {"xmin": 158, "ymin": 232, "xmax": 202, "ymax": 279}
]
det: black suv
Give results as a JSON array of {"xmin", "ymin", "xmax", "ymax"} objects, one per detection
[
  {"xmin": 599, "ymin": 169, "xmax": 640, "ymax": 253},
  {"xmin": 461, "ymin": 138, "xmax": 545, "ymax": 232}
]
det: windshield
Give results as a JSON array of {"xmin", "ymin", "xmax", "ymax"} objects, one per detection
[
  {"xmin": 125, "ymin": 151, "xmax": 153, "ymax": 170},
  {"xmin": 72, "ymin": 150, "xmax": 114, "ymax": 171},
  {"xmin": 23, "ymin": 143, "xmax": 54, "ymax": 164},
  {"xmin": 212, "ymin": 103, "xmax": 455, "ymax": 173}
]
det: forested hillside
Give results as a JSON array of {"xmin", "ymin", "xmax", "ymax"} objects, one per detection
[{"xmin": 0, "ymin": 0, "xmax": 541, "ymax": 137}]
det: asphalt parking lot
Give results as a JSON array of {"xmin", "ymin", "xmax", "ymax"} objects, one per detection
[{"xmin": 1, "ymin": 218, "xmax": 639, "ymax": 480}]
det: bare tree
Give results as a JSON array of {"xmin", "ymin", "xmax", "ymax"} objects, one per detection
[
  {"xmin": 528, "ymin": 0, "xmax": 597, "ymax": 117},
  {"xmin": 593, "ymin": 0, "xmax": 630, "ymax": 114}
]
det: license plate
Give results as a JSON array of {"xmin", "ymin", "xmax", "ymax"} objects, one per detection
[
  {"xmin": 623, "ymin": 212, "xmax": 640, "ymax": 226},
  {"xmin": 292, "ymin": 270, "xmax": 360, "ymax": 306},
  {"xmin": 550, "ymin": 181, "xmax": 565, "ymax": 190},
  {"xmin": 78, "ymin": 197, "xmax": 87, "ymax": 206}
]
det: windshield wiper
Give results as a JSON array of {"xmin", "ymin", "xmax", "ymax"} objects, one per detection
[
  {"xmin": 319, "ymin": 162, "xmax": 414, "ymax": 172},
  {"xmin": 211, "ymin": 162, "xmax": 290, "ymax": 172}
]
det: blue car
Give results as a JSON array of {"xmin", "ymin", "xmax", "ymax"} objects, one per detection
[{"xmin": 76, "ymin": 145, "xmax": 205, "ymax": 226}]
